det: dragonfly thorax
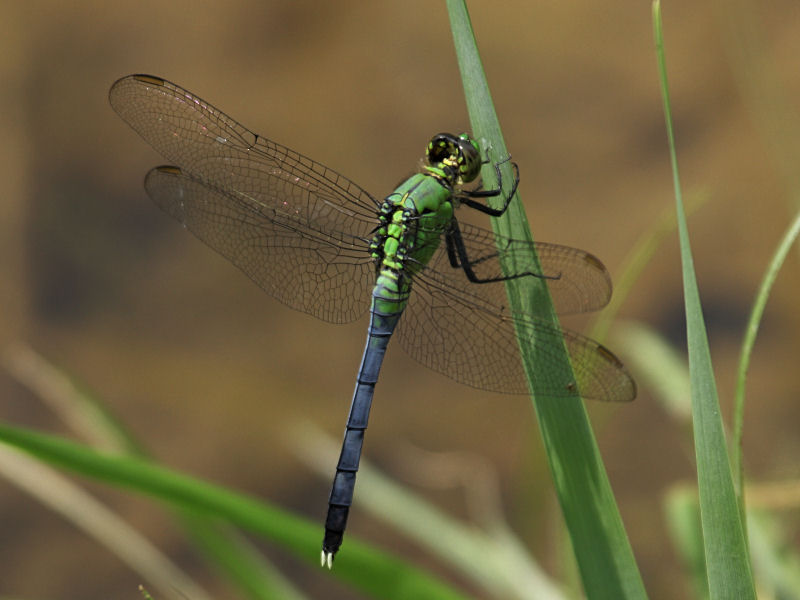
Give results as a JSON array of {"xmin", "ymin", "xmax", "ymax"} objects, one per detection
[{"xmin": 370, "ymin": 171, "xmax": 455, "ymax": 286}]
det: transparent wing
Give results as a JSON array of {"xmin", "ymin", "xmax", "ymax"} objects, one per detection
[
  {"xmin": 430, "ymin": 221, "xmax": 613, "ymax": 315},
  {"xmin": 111, "ymin": 74, "xmax": 634, "ymax": 398},
  {"xmin": 144, "ymin": 166, "xmax": 374, "ymax": 323},
  {"xmin": 396, "ymin": 222, "xmax": 635, "ymax": 400},
  {"xmin": 110, "ymin": 74, "xmax": 380, "ymax": 323},
  {"xmin": 109, "ymin": 75, "xmax": 379, "ymax": 220},
  {"xmin": 398, "ymin": 273, "xmax": 635, "ymax": 400}
]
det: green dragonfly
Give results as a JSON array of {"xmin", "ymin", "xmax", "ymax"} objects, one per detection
[{"xmin": 109, "ymin": 74, "xmax": 636, "ymax": 568}]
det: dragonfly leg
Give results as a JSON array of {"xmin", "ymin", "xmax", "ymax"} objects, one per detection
[
  {"xmin": 458, "ymin": 157, "xmax": 520, "ymax": 217},
  {"xmin": 445, "ymin": 218, "xmax": 559, "ymax": 284}
]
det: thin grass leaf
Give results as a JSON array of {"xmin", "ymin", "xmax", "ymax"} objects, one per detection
[
  {"xmin": 617, "ymin": 318, "xmax": 800, "ymax": 598},
  {"xmin": 446, "ymin": 2, "xmax": 646, "ymax": 598},
  {"xmin": 0, "ymin": 423, "xmax": 469, "ymax": 600},
  {"xmin": 652, "ymin": 2, "xmax": 755, "ymax": 597},
  {"xmin": 3, "ymin": 343, "xmax": 308, "ymax": 600},
  {"xmin": 667, "ymin": 483, "xmax": 800, "ymax": 600},
  {"xmin": 732, "ymin": 206, "xmax": 800, "ymax": 597},
  {"xmin": 292, "ymin": 422, "xmax": 565, "ymax": 600},
  {"xmin": 0, "ymin": 444, "xmax": 212, "ymax": 600},
  {"xmin": 2, "ymin": 342, "xmax": 143, "ymax": 454},
  {"xmin": 733, "ymin": 210, "xmax": 800, "ymax": 501}
]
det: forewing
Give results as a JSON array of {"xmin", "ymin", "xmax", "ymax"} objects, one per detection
[
  {"xmin": 111, "ymin": 74, "xmax": 380, "ymax": 322},
  {"xmin": 109, "ymin": 74, "xmax": 379, "ymax": 223}
]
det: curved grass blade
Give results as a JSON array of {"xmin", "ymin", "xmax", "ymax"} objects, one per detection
[
  {"xmin": 732, "ymin": 209, "xmax": 800, "ymax": 501},
  {"xmin": 0, "ymin": 424, "xmax": 469, "ymax": 600},
  {"xmin": 0, "ymin": 444, "xmax": 212, "ymax": 600},
  {"xmin": 292, "ymin": 422, "xmax": 566, "ymax": 600},
  {"xmin": 3, "ymin": 343, "xmax": 307, "ymax": 600},
  {"xmin": 446, "ymin": 1, "xmax": 645, "ymax": 597}
]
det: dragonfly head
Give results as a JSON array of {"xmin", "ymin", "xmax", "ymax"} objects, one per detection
[{"xmin": 426, "ymin": 133, "xmax": 481, "ymax": 186}]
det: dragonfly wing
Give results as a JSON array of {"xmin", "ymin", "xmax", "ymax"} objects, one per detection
[
  {"xmin": 398, "ymin": 230, "xmax": 635, "ymax": 400},
  {"xmin": 109, "ymin": 75, "xmax": 379, "ymax": 223},
  {"xmin": 444, "ymin": 222, "xmax": 612, "ymax": 315},
  {"xmin": 399, "ymin": 276, "xmax": 634, "ymax": 400},
  {"xmin": 145, "ymin": 166, "xmax": 374, "ymax": 323},
  {"xmin": 397, "ymin": 275, "xmax": 528, "ymax": 393},
  {"xmin": 110, "ymin": 74, "xmax": 381, "ymax": 323}
]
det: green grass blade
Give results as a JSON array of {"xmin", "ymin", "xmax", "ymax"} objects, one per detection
[
  {"xmin": 3, "ymin": 343, "xmax": 307, "ymax": 600},
  {"xmin": 666, "ymin": 484, "xmax": 800, "ymax": 599},
  {"xmin": 616, "ymin": 315, "xmax": 800, "ymax": 598},
  {"xmin": 0, "ymin": 424, "xmax": 468, "ymax": 600},
  {"xmin": 0, "ymin": 443, "xmax": 213, "ymax": 600},
  {"xmin": 732, "ymin": 209, "xmax": 800, "ymax": 499},
  {"xmin": 652, "ymin": 2, "xmax": 755, "ymax": 597},
  {"xmin": 187, "ymin": 525, "xmax": 309, "ymax": 600},
  {"xmin": 292, "ymin": 422, "xmax": 565, "ymax": 600},
  {"xmin": 446, "ymin": 2, "xmax": 646, "ymax": 598}
]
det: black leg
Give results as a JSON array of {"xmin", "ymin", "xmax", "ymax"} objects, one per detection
[
  {"xmin": 446, "ymin": 218, "xmax": 558, "ymax": 284},
  {"xmin": 459, "ymin": 158, "xmax": 520, "ymax": 217},
  {"xmin": 444, "ymin": 230, "xmax": 460, "ymax": 268}
]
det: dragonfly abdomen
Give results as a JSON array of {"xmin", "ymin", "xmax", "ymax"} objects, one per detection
[{"xmin": 321, "ymin": 284, "xmax": 405, "ymax": 566}]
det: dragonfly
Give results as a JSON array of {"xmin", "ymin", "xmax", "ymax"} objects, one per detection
[{"xmin": 109, "ymin": 74, "xmax": 636, "ymax": 568}]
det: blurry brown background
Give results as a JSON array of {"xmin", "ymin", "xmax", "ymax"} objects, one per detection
[{"xmin": 2, "ymin": 1, "xmax": 800, "ymax": 598}]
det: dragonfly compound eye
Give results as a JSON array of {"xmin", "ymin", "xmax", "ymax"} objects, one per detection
[
  {"xmin": 426, "ymin": 133, "xmax": 481, "ymax": 185},
  {"xmin": 455, "ymin": 133, "xmax": 481, "ymax": 184}
]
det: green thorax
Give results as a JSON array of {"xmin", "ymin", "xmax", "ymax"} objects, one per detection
[
  {"xmin": 369, "ymin": 133, "xmax": 482, "ymax": 311},
  {"xmin": 377, "ymin": 172, "xmax": 454, "ymax": 278}
]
